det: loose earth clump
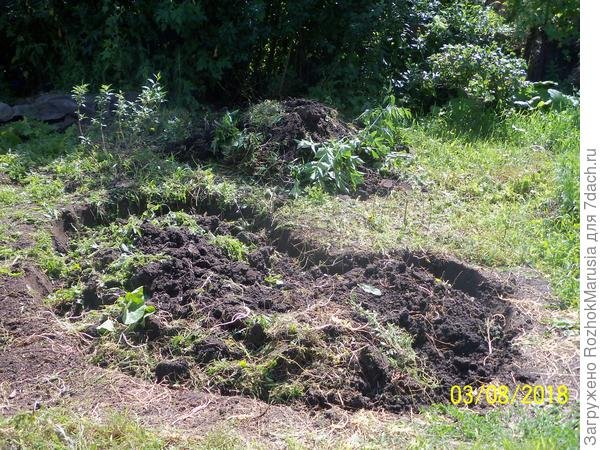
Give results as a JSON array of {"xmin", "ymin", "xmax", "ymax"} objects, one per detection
[
  {"xmin": 166, "ymin": 98, "xmax": 352, "ymax": 163},
  {"xmin": 55, "ymin": 210, "xmax": 527, "ymax": 412},
  {"xmin": 255, "ymin": 98, "xmax": 352, "ymax": 159}
]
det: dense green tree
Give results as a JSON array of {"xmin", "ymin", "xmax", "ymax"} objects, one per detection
[{"xmin": 0, "ymin": 0, "xmax": 579, "ymax": 111}]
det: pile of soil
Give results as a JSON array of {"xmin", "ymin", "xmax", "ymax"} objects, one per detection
[
  {"xmin": 165, "ymin": 98, "xmax": 406, "ymax": 198},
  {"xmin": 334, "ymin": 259, "xmax": 525, "ymax": 405},
  {"xmin": 65, "ymin": 214, "xmax": 527, "ymax": 411},
  {"xmin": 259, "ymin": 98, "xmax": 352, "ymax": 160},
  {"xmin": 127, "ymin": 221, "xmax": 300, "ymax": 321},
  {"xmin": 166, "ymin": 98, "xmax": 352, "ymax": 164}
]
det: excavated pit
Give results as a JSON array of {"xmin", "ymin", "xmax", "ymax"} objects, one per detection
[{"xmin": 51, "ymin": 202, "xmax": 529, "ymax": 412}]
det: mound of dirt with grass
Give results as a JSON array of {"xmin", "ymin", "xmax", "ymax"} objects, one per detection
[
  {"xmin": 166, "ymin": 98, "xmax": 352, "ymax": 163},
  {"xmin": 58, "ymin": 210, "xmax": 528, "ymax": 412},
  {"xmin": 260, "ymin": 98, "xmax": 352, "ymax": 159},
  {"xmin": 165, "ymin": 99, "xmax": 406, "ymax": 198}
]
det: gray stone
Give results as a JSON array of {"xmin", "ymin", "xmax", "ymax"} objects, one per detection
[
  {"xmin": 33, "ymin": 97, "xmax": 77, "ymax": 121},
  {"xmin": 0, "ymin": 102, "xmax": 14, "ymax": 122},
  {"xmin": 13, "ymin": 97, "xmax": 76, "ymax": 121},
  {"xmin": 12, "ymin": 103, "xmax": 35, "ymax": 118}
]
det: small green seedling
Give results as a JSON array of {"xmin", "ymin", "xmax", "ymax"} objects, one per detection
[
  {"xmin": 265, "ymin": 273, "xmax": 284, "ymax": 286},
  {"xmin": 119, "ymin": 286, "xmax": 155, "ymax": 328}
]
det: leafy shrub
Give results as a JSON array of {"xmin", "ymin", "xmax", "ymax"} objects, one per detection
[
  {"xmin": 392, "ymin": 1, "xmax": 538, "ymax": 110},
  {"xmin": 427, "ymin": 44, "xmax": 527, "ymax": 105},
  {"xmin": 211, "ymin": 112, "xmax": 263, "ymax": 166},
  {"xmin": 293, "ymin": 138, "xmax": 364, "ymax": 194},
  {"xmin": 1, "ymin": 1, "xmax": 576, "ymax": 112},
  {"xmin": 72, "ymin": 74, "xmax": 167, "ymax": 151},
  {"xmin": 505, "ymin": 0, "xmax": 579, "ymax": 84},
  {"xmin": 211, "ymin": 112, "xmax": 242, "ymax": 156},
  {"xmin": 0, "ymin": 0, "xmax": 523, "ymax": 113},
  {"xmin": 0, "ymin": 1, "xmax": 422, "ymax": 107},
  {"xmin": 357, "ymin": 95, "xmax": 412, "ymax": 160},
  {"xmin": 424, "ymin": 1, "xmax": 513, "ymax": 49}
]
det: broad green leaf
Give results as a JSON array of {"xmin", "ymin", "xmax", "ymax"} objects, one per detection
[
  {"xmin": 124, "ymin": 286, "xmax": 144, "ymax": 307},
  {"xmin": 120, "ymin": 286, "xmax": 154, "ymax": 326},
  {"xmin": 123, "ymin": 304, "xmax": 147, "ymax": 325}
]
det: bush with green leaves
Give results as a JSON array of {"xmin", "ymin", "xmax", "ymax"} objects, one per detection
[
  {"xmin": 71, "ymin": 74, "xmax": 168, "ymax": 151},
  {"xmin": 293, "ymin": 138, "xmax": 364, "ymax": 195},
  {"xmin": 393, "ymin": 1, "xmax": 538, "ymax": 110},
  {"xmin": 4, "ymin": 0, "xmax": 568, "ymax": 114},
  {"xmin": 426, "ymin": 44, "xmax": 527, "ymax": 106},
  {"xmin": 505, "ymin": 0, "xmax": 579, "ymax": 83},
  {"xmin": 423, "ymin": 1, "xmax": 514, "ymax": 49},
  {"xmin": 211, "ymin": 112, "xmax": 242, "ymax": 154},
  {"xmin": 357, "ymin": 95, "xmax": 412, "ymax": 161},
  {"xmin": 211, "ymin": 112, "xmax": 263, "ymax": 165},
  {"xmin": 0, "ymin": 0, "xmax": 426, "ymax": 109}
]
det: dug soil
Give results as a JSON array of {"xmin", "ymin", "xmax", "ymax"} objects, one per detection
[
  {"xmin": 63, "ymin": 212, "xmax": 530, "ymax": 412},
  {"xmin": 163, "ymin": 98, "xmax": 405, "ymax": 197},
  {"xmin": 167, "ymin": 99, "xmax": 352, "ymax": 163}
]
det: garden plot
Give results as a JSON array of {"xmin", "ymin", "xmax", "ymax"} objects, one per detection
[{"xmin": 50, "ymin": 204, "xmax": 528, "ymax": 412}]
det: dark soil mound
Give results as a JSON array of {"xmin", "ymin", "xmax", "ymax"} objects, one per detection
[
  {"xmin": 333, "ymin": 259, "xmax": 525, "ymax": 406},
  {"xmin": 264, "ymin": 99, "xmax": 352, "ymax": 159},
  {"xmin": 65, "ymin": 214, "xmax": 527, "ymax": 411},
  {"xmin": 128, "ymin": 222, "xmax": 299, "ymax": 321},
  {"xmin": 163, "ymin": 99, "xmax": 409, "ymax": 199},
  {"xmin": 165, "ymin": 98, "xmax": 352, "ymax": 164}
]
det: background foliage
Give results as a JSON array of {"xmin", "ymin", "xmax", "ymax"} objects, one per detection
[{"xmin": 0, "ymin": 0, "xmax": 579, "ymax": 112}]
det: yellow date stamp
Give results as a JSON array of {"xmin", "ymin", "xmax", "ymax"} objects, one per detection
[{"xmin": 450, "ymin": 384, "xmax": 570, "ymax": 406}]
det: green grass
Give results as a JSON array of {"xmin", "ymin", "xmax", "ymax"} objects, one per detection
[
  {"xmin": 212, "ymin": 234, "xmax": 252, "ymax": 261},
  {"xmin": 0, "ymin": 404, "xmax": 578, "ymax": 449},
  {"xmin": 0, "ymin": 185, "xmax": 20, "ymax": 205},
  {"xmin": 411, "ymin": 101, "xmax": 579, "ymax": 305},
  {"xmin": 0, "ymin": 408, "xmax": 240, "ymax": 449},
  {"xmin": 409, "ymin": 404, "xmax": 579, "ymax": 450}
]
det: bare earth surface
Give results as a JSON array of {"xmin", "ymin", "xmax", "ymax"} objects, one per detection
[{"xmin": 0, "ymin": 213, "xmax": 579, "ymax": 446}]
